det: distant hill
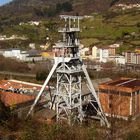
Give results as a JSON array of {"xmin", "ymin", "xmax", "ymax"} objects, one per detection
[
  {"xmin": 0, "ymin": 0, "xmax": 140, "ymax": 23},
  {"xmin": 0, "ymin": 0, "xmax": 109, "ymax": 21},
  {"xmin": 0, "ymin": 0, "xmax": 110, "ymax": 18}
]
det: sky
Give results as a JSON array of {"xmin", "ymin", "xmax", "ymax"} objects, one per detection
[{"xmin": 0, "ymin": 0, "xmax": 12, "ymax": 6}]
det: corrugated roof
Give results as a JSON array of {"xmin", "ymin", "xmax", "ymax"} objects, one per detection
[
  {"xmin": 107, "ymin": 78, "xmax": 140, "ymax": 88},
  {"xmin": 109, "ymin": 79, "xmax": 128, "ymax": 86},
  {"xmin": 99, "ymin": 78, "xmax": 140, "ymax": 93},
  {"xmin": 123, "ymin": 80, "xmax": 140, "ymax": 88}
]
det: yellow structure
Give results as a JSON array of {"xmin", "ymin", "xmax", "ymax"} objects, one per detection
[
  {"xmin": 41, "ymin": 51, "xmax": 54, "ymax": 59},
  {"xmin": 135, "ymin": 48, "xmax": 140, "ymax": 54},
  {"xmin": 40, "ymin": 43, "xmax": 50, "ymax": 50}
]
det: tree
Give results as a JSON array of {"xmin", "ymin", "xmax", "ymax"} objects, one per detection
[
  {"xmin": 46, "ymin": 7, "xmax": 57, "ymax": 17},
  {"xmin": 56, "ymin": 3, "xmax": 62, "ymax": 13},
  {"xmin": 110, "ymin": 0, "xmax": 120, "ymax": 7},
  {"xmin": 61, "ymin": 2, "xmax": 73, "ymax": 12}
]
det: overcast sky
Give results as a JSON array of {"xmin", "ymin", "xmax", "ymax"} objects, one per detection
[{"xmin": 0, "ymin": 0, "xmax": 12, "ymax": 6}]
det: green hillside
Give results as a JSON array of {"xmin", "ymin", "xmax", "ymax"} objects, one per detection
[{"xmin": 0, "ymin": 0, "xmax": 139, "ymax": 52}]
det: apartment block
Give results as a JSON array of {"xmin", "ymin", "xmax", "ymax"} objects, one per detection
[
  {"xmin": 92, "ymin": 46, "xmax": 116, "ymax": 62},
  {"xmin": 125, "ymin": 50, "xmax": 140, "ymax": 64}
]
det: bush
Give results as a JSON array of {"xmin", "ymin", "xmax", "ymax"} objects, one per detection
[
  {"xmin": 0, "ymin": 55, "xmax": 29, "ymax": 73},
  {"xmin": 0, "ymin": 98, "xmax": 11, "ymax": 123},
  {"xmin": 137, "ymin": 23, "xmax": 140, "ymax": 28},
  {"xmin": 46, "ymin": 2, "xmax": 73, "ymax": 17},
  {"xmin": 125, "ymin": 131, "xmax": 140, "ymax": 140},
  {"xmin": 36, "ymin": 71, "xmax": 47, "ymax": 81},
  {"xmin": 61, "ymin": 2, "xmax": 73, "ymax": 12}
]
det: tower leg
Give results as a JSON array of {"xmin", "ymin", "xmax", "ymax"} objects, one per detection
[
  {"xmin": 82, "ymin": 64, "xmax": 110, "ymax": 127},
  {"xmin": 27, "ymin": 62, "xmax": 59, "ymax": 117}
]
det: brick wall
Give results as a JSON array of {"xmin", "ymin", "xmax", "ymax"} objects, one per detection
[{"xmin": 99, "ymin": 92, "xmax": 131, "ymax": 117}]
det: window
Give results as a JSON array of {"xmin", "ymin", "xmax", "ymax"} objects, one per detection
[
  {"xmin": 109, "ymin": 103, "xmax": 112, "ymax": 109},
  {"xmin": 109, "ymin": 95, "xmax": 113, "ymax": 100}
]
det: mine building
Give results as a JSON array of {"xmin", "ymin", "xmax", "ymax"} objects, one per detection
[
  {"xmin": 0, "ymin": 79, "xmax": 52, "ymax": 118},
  {"xmin": 99, "ymin": 78, "xmax": 140, "ymax": 120}
]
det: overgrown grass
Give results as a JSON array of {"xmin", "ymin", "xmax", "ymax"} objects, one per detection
[{"xmin": 1, "ymin": 118, "xmax": 106, "ymax": 140}]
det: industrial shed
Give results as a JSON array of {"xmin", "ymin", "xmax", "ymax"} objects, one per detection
[
  {"xmin": 99, "ymin": 78, "xmax": 140, "ymax": 120},
  {"xmin": 0, "ymin": 79, "xmax": 50, "ymax": 118}
]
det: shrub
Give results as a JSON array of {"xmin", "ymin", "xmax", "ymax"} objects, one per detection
[
  {"xmin": 125, "ymin": 131, "xmax": 140, "ymax": 140},
  {"xmin": 0, "ymin": 97, "xmax": 11, "ymax": 123},
  {"xmin": 36, "ymin": 71, "xmax": 47, "ymax": 81}
]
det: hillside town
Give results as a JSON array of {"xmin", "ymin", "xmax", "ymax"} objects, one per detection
[{"xmin": 0, "ymin": 42, "xmax": 139, "ymax": 70}]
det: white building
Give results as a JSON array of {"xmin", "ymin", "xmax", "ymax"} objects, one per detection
[
  {"xmin": 91, "ymin": 45, "xmax": 125, "ymax": 64},
  {"xmin": 2, "ymin": 49, "xmax": 43, "ymax": 62},
  {"xmin": 29, "ymin": 43, "xmax": 36, "ymax": 49},
  {"xmin": 0, "ymin": 35, "xmax": 6, "ymax": 40},
  {"xmin": 115, "ymin": 56, "xmax": 126, "ymax": 65},
  {"xmin": 3, "ymin": 49, "xmax": 21, "ymax": 58},
  {"xmin": 125, "ymin": 50, "xmax": 140, "ymax": 65},
  {"xmin": 20, "ymin": 21, "xmax": 40, "ymax": 26},
  {"xmin": 92, "ymin": 46, "xmax": 111, "ymax": 62},
  {"xmin": 92, "ymin": 46, "xmax": 98, "ymax": 59},
  {"xmin": 99, "ymin": 49, "xmax": 109, "ymax": 63},
  {"xmin": 28, "ymin": 21, "xmax": 40, "ymax": 26},
  {"xmin": 80, "ymin": 44, "xmax": 88, "ymax": 56},
  {"xmin": 19, "ymin": 51, "xmax": 29, "ymax": 61},
  {"xmin": 115, "ymin": 4, "xmax": 140, "ymax": 10}
]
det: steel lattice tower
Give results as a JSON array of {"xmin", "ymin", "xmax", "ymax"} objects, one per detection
[{"xmin": 28, "ymin": 15, "xmax": 109, "ymax": 127}]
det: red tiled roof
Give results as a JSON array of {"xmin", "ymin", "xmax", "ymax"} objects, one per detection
[
  {"xmin": 0, "ymin": 79, "xmax": 51, "ymax": 107},
  {"xmin": 0, "ymin": 91, "xmax": 35, "ymax": 107},
  {"xmin": 0, "ymin": 80, "xmax": 48, "ymax": 91}
]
